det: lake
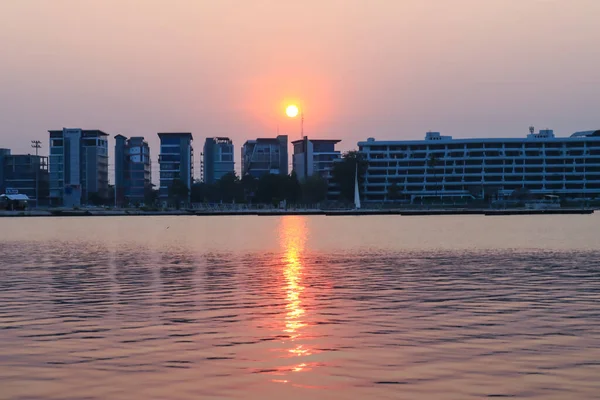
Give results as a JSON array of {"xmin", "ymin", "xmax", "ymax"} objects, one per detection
[{"xmin": 1, "ymin": 215, "xmax": 600, "ymax": 399}]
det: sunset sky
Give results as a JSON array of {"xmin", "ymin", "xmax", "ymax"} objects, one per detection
[{"xmin": 1, "ymin": 0, "xmax": 599, "ymax": 177}]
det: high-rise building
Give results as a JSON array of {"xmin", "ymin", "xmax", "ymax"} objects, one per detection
[
  {"xmin": 203, "ymin": 137, "xmax": 234, "ymax": 183},
  {"xmin": 157, "ymin": 132, "xmax": 193, "ymax": 201},
  {"xmin": 48, "ymin": 128, "xmax": 109, "ymax": 207},
  {"xmin": 358, "ymin": 128, "xmax": 600, "ymax": 203},
  {"xmin": 241, "ymin": 135, "xmax": 288, "ymax": 178},
  {"xmin": 115, "ymin": 135, "xmax": 151, "ymax": 206},
  {"xmin": 292, "ymin": 137, "xmax": 341, "ymax": 181},
  {"xmin": 0, "ymin": 150, "xmax": 49, "ymax": 206}
]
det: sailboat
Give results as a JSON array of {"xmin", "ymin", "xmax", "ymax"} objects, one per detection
[{"xmin": 354, "ymin": 163, "xmax": 361, "ymax": 209}]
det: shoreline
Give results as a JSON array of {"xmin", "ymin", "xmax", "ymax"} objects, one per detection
[{"xmin": 0, "ymin": 208, "xmax": 594, "ymax": 217}]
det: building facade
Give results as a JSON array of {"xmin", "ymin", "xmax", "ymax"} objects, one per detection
[
  {"xmin": 358, "ymin": 128, "xmax": 600, "ymax": 203},
  {"xmin": 0, "ymin": 150, "xmax": 49, "ymax": 206},
  {"xmin": 203, "ymin": 137, "xmax": 234, "ymax": 183},
  {"xmin": 158, "ymin": 132, "xmax": 193, "ymax": 201},
  {"xmin": 292, "ymin": 137, "xmax": 341, "ymax": 181},
  {"xmin": 48, "ymin": 128, "xmax": 109, "ymax": 207},
  {"xmin": 241, "ymin": 135, "xmax": 288, "ymax": 178},
  {"xmin": 115, "ymin": 135, "xmax": 151, "ymax": 206},
  {"xmin": 0, "ymin": 149, "xmax": 10, "ymax": 192}
]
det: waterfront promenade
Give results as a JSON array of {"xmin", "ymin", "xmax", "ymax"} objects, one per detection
[{"xmin": 0, "ymin": 207, "xmax": 594, "ymax": 217}]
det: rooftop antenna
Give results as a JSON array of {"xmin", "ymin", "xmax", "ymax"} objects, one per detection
[
  {"xmin": 301, "ymin": 111, "xmax": 304, "ymax": 139},
  {"xmin": 31, "ymin": 140, "xmax": 41, "ymax": 156}
]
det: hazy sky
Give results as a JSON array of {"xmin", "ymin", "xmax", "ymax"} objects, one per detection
[{"xmin": 1, "ymin": 0, "xmax": 599, "ymax": 177}]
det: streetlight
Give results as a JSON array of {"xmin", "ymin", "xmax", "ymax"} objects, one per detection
[{"xmin": 31, "ymin": 140, "xmax": 41, "ymax": 208}]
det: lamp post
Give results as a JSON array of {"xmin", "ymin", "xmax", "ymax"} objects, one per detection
[{"xmin": 31, "ymin": 140, "xmax": 41, "ymax": 208}]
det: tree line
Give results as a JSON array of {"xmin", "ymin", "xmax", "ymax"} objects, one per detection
[
  {"xmin": 83, "ymin": 151, "xmax": 366, "ymax": 208},
  {"xmin": 166, "ymin": 150, "xmax": 366, "ymax": 207}
]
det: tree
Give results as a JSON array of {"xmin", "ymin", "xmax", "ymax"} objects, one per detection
[
  {"xmin": 256, "ymin": 173, "xmax": 287, "ymax": 205},
  {"xmin": 387, "ymin": 181, "xmax": 402, "ymax": 202},
  {"xmin": 106, "ymin": 184, "xmax": 115, "ymax": 206},
  {"xmin": 87, "ymin": 192, "xmax": 104, "ymax": 206},
  {"xmin": 144, "ymin": 184, "xmax": 159, "ymax": 206},
  {"xmin": 191, "ymin": 181, "xmax": 207, "ymax": 203},
  {"xmin": 483, "ymin": 185, "xmax": 501, "ymax": 202},
  {"xmin": 330, "ymin": 151, "xmax": 367, "ymax": 203},
  {"xmin": 217, "ymin": 172, "xmax": 243, "ymax": 203},
  {"xmin": 301, "ymin": 174, "xmax": 328, "ymax": 204},
  {"xmin": 286, "ymin": 172, "xmax": 302, "ymax": 203},
  {"xmin": 240, "ymin": 174, "xmax": 258, "ymax": 203},
  {"xmin": 510, "ymin": 187, "xmax": 533, "ymax": 201},
  {"xmin": 168, "ymin": 179, "xmax": 190, "ymax": 209}
]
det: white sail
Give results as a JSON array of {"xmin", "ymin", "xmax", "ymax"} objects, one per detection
[{"xmin": 354, "ymin": 163, "xmax": 361, "ymax": 209}]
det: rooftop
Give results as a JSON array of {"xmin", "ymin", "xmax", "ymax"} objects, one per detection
[
  {"xmin": 48, "ymin": 129, "xmax": 109, "ymax": 136},
  {"xmin": 157, "ymin": 132, "xmax": 193, "ymax": 139},
  {"xmin": 205, "ymin": 137, "xmax": 232, "ymax": 144},
  {"xmin": 244, "ymin": 136, "xmax": 287, "ymax": 145},
  {"xmin": 359, "ymin": 128, "xmax": 600, "ymax": 145},
  {"xmin": 291, "ymin": 137, "xmax": 342, "ymax": 145}
]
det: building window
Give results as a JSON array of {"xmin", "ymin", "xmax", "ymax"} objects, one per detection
[{"xmin": 161, "ymin": 137, "xmax": 181, "ymax": 145}]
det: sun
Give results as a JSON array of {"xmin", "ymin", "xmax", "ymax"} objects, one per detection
[{"xmin": 286, "ymin": 104, "xmax": 299, "ymax": 118}]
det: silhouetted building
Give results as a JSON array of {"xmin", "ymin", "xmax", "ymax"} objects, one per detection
[
  {"xmin": 241, "ymin": 135, "xmax": 288, "ymax": 178},
  {"xmin": 48, "ymin": 128, "xmax": 109, "ymax": 207},
  {"xmin": 203, "ymin": 137, "xmax": 234, "ymax": 183},
  {"xmin": 157, "ymin": 132, "xmax": 193, "ymax": 201},
  {"xmin": 0, "ymin": 148, "xmax": 10, "ymax": 191},
  {"xmin": 0, "ymin": 149, "xmax": 49, "ymax": 206},
  {"xmin": 115, "ymin": 135, "xmax": 151, "ymax": 206},
  {"xmin": 292, "ymin": 137, "xmax": 341, "ymax": 181}
]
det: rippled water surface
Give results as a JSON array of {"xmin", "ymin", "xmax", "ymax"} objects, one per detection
[{"xmin": 1, "ymin": 215, "xmax": 600, "ymax": 399}]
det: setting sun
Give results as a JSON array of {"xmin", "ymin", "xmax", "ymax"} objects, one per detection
[{"xmin": 286, "ymin": 104, "xmax": 299, "ymax": 118}]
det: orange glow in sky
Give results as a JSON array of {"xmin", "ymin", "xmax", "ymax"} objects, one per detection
[{"xmin": 1, "ymin": 0, "xmax": 599, "ymax": 160}]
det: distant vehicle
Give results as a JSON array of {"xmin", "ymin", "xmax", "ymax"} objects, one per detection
[
  {"xmin": 525, "ymin": 195, "xmax": 561, "ymax": 210},
  {"xmin": 0, "ymin": 194, "xmax": 30, "ymax": 210}
]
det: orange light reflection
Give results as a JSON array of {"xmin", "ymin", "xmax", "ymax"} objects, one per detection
[{"xmin": 279, "ymin": 217, "xmax": 313, "ymax": 361}]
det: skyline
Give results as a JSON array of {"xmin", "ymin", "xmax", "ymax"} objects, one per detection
[{"xmin": 1, "ymin": 0, "xmax": 599, "ymax": 172}]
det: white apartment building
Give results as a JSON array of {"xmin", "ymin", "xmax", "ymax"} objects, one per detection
[{"xmin": 358, "ymin": 128, "xmax": 600, "ymax": 203}]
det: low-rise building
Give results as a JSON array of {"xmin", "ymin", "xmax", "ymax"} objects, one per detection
[
  {"xmin": 0, "ymin": 149, "xmax": 49, "ymax": 206},
  {"xmin": 241, "ymin": 135, "xmax": 288, "ymax": 178},
  {"xmin": 358, "ymin": 128, "xmax": 600, "ymax": 203},
  {"xmin": 291, "ymin": 137, "xmax": 341, "ymax": 181}
]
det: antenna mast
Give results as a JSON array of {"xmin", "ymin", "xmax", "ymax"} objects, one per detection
[{"xmin": 31, "ymin": 140, "xmax": 41, "ymax": 156}]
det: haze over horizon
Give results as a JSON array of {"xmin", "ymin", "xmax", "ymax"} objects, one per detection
[{"xmin": 1, "ymin": 0, "xmax": 599, "ymax": 176}]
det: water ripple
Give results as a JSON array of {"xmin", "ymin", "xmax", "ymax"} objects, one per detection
[{"xmin": 1, "ymin": 217, "xmax": 600, "ymax": 399}]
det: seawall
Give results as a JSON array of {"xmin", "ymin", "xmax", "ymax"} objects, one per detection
[{"xmin": 0, "ymin": 208, "xmax": 594, "ymax": 217}]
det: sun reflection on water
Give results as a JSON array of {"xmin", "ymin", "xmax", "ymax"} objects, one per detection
[{"xmin": 278, "ymin": 216, "xmax": 313, "ymax": 375}]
